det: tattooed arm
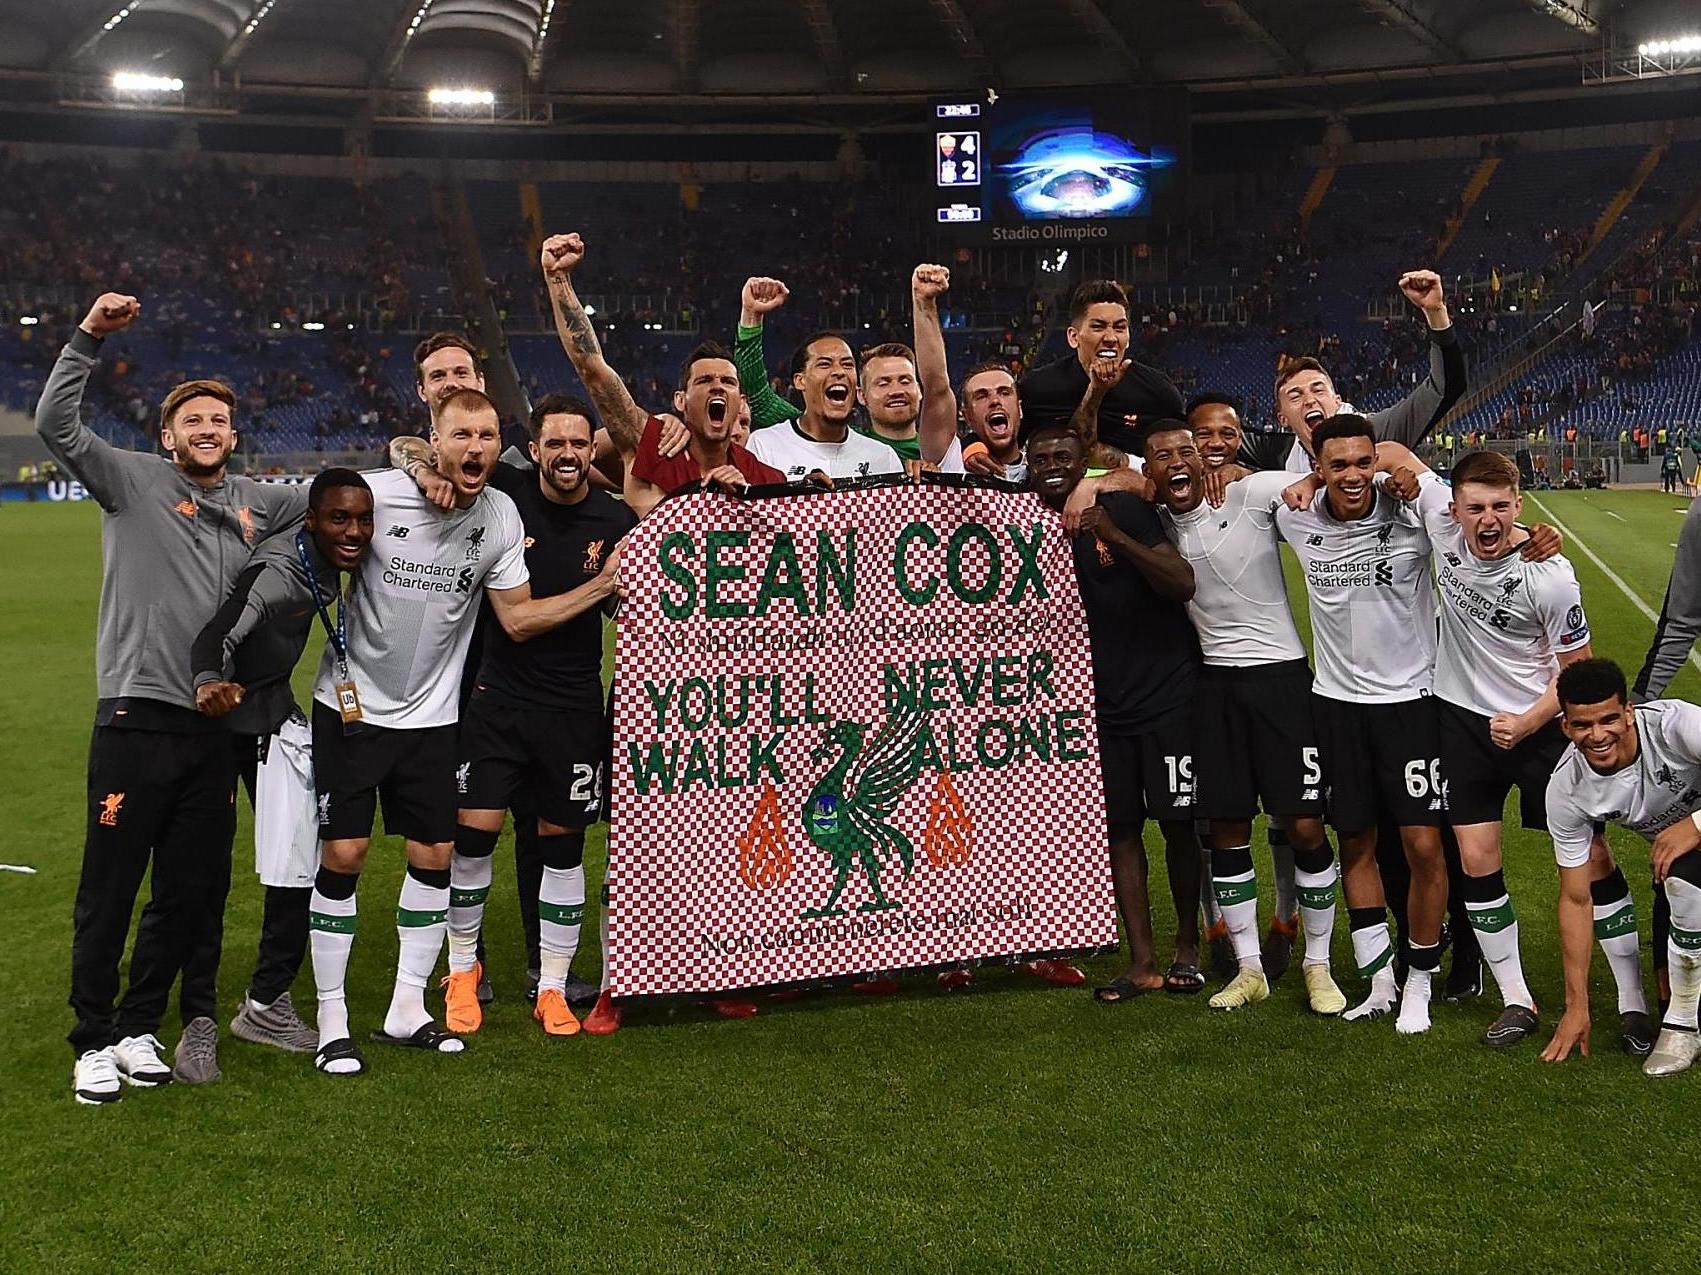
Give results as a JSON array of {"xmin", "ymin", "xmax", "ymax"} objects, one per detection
[{"xmin": 540, "ymin": 232, "xmax": 650, "ymax": 457}]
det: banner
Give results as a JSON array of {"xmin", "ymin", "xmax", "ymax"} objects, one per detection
[{"xmin": 607, "ymin": 482, "xmax": 1115, "ymax": 996}]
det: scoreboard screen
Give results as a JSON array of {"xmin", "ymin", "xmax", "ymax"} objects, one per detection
[{"xmin": 931, "ymin": 93, "xmax": 1185, "ymax": 243}]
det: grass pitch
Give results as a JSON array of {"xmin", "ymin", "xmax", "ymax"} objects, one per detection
[{"xmin": 3, "ymin": 491, "xmax": 1700, "ymax": 1274}]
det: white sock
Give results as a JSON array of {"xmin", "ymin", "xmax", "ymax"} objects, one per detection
[
  {"xmin": 1665, "ymin": 877, "xmax": 1701, "ymax": 1030},
  {"xmin": 1294, "ymin": 858, "xmax": 1338, "ymax": 968},
  {"xmin": 447, "ymin": 849, "xmax": 493, "ymax": 975},
  {"xmin": 1270, "ymin": 833, "xmax": 1297, "ymax": 924},
  {"xmin": 1199, "ymin": 845, "xmax": 1222, "ymax": 929},
  {"xmin": 385, "ymin": 869, "xmax": 448, "ymax": 1039},
  {"xmin": 538, "ymin": 864, "xmax": 586, "ymax": 996},
  {"xmin": 1465, "ymin": 875, "xmax": 1535, "ymax": 1010},
  {"xmin": 1592, "ymin": 874, "xmax": 1646, "ymax": 1015},
  {"xmin": 1211, "ymin": 846, "xmax": 1262, "ymax": 970},
  {"xmin": 308, "ymin": 882, "xmax": 357, "ymax": 1050},
  {"xmin": 1397, "ymin": 966, "xmax": 1435, "ymax": 1035}
]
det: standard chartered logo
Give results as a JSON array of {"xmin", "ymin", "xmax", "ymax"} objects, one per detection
[{"xmin": 382, "ymin": 554, "xmax": 468, "ymax": 594}]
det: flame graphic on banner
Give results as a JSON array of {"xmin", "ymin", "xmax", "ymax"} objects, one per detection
[
  {"xmin": 922, "ymin": 772, "xmax": 974, "ymax": 867},
  {"xmin": 737, "ymin": 784, "xmax": 794, "ymax": 889}
]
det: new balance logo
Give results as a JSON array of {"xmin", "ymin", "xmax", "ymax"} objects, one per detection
[
  {"xmin": 1428, "ymin": 798, "xmax": 1444, "ymax": 811},
  {"xmin": 1306, "ymin": 534, "xmax": 1325, "ymax": 546},
  {"xmin": 386, "ymin": 525, "xmax": 410, "ymax": 539},
  {"xmin": 1301, "ymin": 788, "xmax": 1320, "ymax": 803},
  {"xmin": 1444, "ymin": 552, "xmax": 1461, "ymax": 566}
]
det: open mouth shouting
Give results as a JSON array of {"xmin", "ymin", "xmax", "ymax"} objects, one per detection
[
  {"xmin": 1303, "ymin": 407, "xmax": 1328, "ymax": 430},
  {"xmin": 707, "ymin": 394, "xmax": 729, "ymax": 424},
  {"xmin": 984, "ymin": 408, "xmax": 1012, "ymax": 443},
  {"xmin": 1474, "ymin": 522, "xmax": 1505, "ymax": 553},
  {"xmin": 1164, "ymin": 467, "xmax": 1194, "ymax": 504},
  {"xmin": 459, "ymin": 455, "xmax": 487, "ymax": 487},
  {"xmin": 823, "ymin": 383, "xmax": 853, "ymax": 410}
]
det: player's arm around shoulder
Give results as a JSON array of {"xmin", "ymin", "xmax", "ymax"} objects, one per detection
[{"xmin": 1083, "ymin": 492, "xmax": 1195, "ymax": 602}]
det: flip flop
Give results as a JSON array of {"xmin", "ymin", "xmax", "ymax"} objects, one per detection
[
  {"xmin": 1093, "ymin": 975, "xmax": 1159, "ymax": 1004},
  {"xmin": 369, "ymin": 1021, "xmax": 465, "ymax": 1053},
  {"xmin": 313, "ymin": 1037, "xmax": 366, "ymax": 1076},
  {"xmin": 1164, "ymin": 962, "xmax": 1206, "ymax": 995}
]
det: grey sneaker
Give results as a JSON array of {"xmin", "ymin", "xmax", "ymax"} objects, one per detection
[
  {"xmin": 563, "ymin": 971, "xmax": 600, "ymax": 1009},
  {"xmin": 231, "ymin": 991, "xmax": 318, "ymax": 1054},
  {"xmin": 173, "ymin": 1016, "xmax": 223, "ymax": 1084}
]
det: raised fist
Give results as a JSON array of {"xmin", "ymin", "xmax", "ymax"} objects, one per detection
[
  {"xmin": 1397, "ymin": 269, "xmax": 1444, "ymax": 314},
  {"xmin": 541, "ymin": 233, "xmax": 585, "ymax": 280},
  {"xmin": 912, "ymin": 264, "xmax": 951, "ymax": 300},
  {"xmin": 741, "ymin": 277, "xmax": 789, "ymax": 316},
  {"xmin": 80, "ymin": 293, "xmax": 140, "ymax": 337}
]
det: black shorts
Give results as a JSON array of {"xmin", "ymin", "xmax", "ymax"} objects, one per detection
[
  {"xmin": 457, "ymin": 689, "xmax": 609, "ymax": 830},
  {"xmin": 1437, "ymin": 699, "xmax": 1568, "ymax": 829},
  {"xmin": 1312, "ymin": 695, "xmax": 1447, "ymax": 832},
  {"xmin": 1099, "ymin": 706, "xmax": 1196, "ymax": 836},
  {"xmin": 1194, "ymin": 660, "xmax": 1324, "ymax": 821},
  {"xmin": 311, "ymin": 701, "xmax": 459, "ymax": 845}
]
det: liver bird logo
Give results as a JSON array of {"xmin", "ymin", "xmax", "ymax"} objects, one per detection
[{"xmin": 799, "ymin": 706, "xmax": 930, "ymax": 918}]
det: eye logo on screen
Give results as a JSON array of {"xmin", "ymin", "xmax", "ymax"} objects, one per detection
[{"xmin": 1001, "ymin": 128, "xmax": 1171, "ymax": 219}]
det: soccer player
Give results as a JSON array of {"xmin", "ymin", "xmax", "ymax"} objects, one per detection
[
  {"xmin": 538, "ymin": 234, "xmax": 783, "ymax": 513},
  {"xmin": 306, "ymin": 388, "xmax": 621, "ymax": 1076},
  {"xmin": 1273, "ymin": 417, "xmax": 1451, "ymax": 1032},
  {"xmin": 1018, "ymin": 280, "xmax": 1185, "ymax": 459},
  {"xmin": 41, "ymin": 292, "xmax": 311, "ymax": 1105},
  {"xmin": 956, "ymin": 362, "xmax": 1028, "ymax": 482},
  {"xmin": 1413, "ymin": 449, "xmax": 1597, "ymax": 1047},
  {"xmin": 1142, "ymin": 423, "xmax": 1346, "ymax": 1016},
  {"xmin": 406, "ymin": 395, "xmax": 632, "ymax": 1040},
  {"xmin": 1540, "ymin": 660, "xmax": 1669, "ymax": 1066},
  {"xmin": 732, "ymin": 281, "xmax": 905, "ymax": 481},
  {"xmin": 1027, "ymin": 423, "xmax": 1205, "ymax": 1000},
  {"xmin": 1251, "ymin": 270, "xmax": 1464, "ymax": 474},
  {"xmin": 190, "ymin": 470, "xmax": 375, "ymax": 1055}
]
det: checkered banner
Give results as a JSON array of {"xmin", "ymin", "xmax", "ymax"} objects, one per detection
[{"xmin": 607, "ymin": 482, "xmax": 1116, "ymax": 996}]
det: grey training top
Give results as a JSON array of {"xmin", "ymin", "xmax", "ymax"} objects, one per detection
[
  {"xmin": 1635, "ymin": 495, "xmax": 1701, "ymax": 700},
  {"xmin": 190, "ymin": 530, "xmax": 337, "ymax": 736},
  {"xmin": 36, "ymin": 329, "xmax": 309, "ymax": 715}
]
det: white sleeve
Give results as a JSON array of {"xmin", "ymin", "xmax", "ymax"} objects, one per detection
[
  {"xmin": 1545, "ymin": 769, "xmax": 1595, "ymax": 870},
  {"xmin": 1655, "ymin": 701, "xmax": 1701, "ymax": 766},
  {"xmin": 1534, "ymin": 562, "xmax": 1590, "ymax": 653},
  {"xmin": 1413, "ymin": 472, "xmax": 1453, "ymax": 538},
  {"xmin": 485, "ymin": 498, "xmax": 530, "ymax": 591}
]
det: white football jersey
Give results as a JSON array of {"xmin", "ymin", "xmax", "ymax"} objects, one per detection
[
  {"xmin": 1417, "ymin": 480, "xmax": 1591, "ymax": 717},
  {"xmin": 747, "ymin": 422, "xmax": 905, "ymax": 480},
  {"xmin": 1160, "ymin": 470, "xmax": 1306, "ymax": 667},
  {"xmin": 1276, "ymin": 476, "xmax": 1436, "ymax": 703},
  {"xmin": 1547, "ymin": 701, "xmax": 1701, "ymax": 869},
  {"xmin": 314, "ymin": 468, "xmax": 528, "ymax": 729}
]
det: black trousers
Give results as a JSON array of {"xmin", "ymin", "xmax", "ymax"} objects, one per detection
[
  {"xmin": 176, "ymin": 734, "xmax": 312, "ymax": 1011},
  {"xmin": 68, "ymin": 724, "xmax": 237, "ymax": 1055}
]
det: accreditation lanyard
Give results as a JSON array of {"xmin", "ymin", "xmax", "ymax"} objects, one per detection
[{"xmin": 297, "ymin": 532, "xmax": 363, "ymax": 724}]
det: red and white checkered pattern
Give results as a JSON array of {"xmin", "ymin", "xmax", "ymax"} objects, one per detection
[{"xmin": 608, "ymin": 485, "xmax": 1115, "ymax": 995}]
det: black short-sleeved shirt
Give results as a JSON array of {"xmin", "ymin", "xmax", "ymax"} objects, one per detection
[
  {"xmin": 473, "ymin": 463, "xmax": 635, "ymax": 714},
  {"xmin": 1072, "ymin": 491, "xmax": 1200, "ymax": 734},
  {"xmin": 1018, "ymin": 353, "xmax": 1186, "ymax": 457}
]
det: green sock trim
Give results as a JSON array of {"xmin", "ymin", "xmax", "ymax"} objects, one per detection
[
  {"xmin": 1297, "ymin": 883, "xmax": 1337, "ymax": 910},
  {"xmin": 1467, "ymin": 899, "xmax": 1516, "ymax": 935},
  {"xmin": 1213, "ymin": 875, "xmax": 1258, "ymax": 908},
  {"xmin": 1593, "ymin": 901, "xmax": 1637, "ymax": 941},
  {"xmin": 450, "ymin": 887, "xmax": 490, "ymax": 909},
  {"xmin": 1672, "ymin": 924, "xmax": 1701, "ymax": 952},
  {"xmin": 396, "ymin": 907, "xmax": 448, "ymax": 928},
  {"xmin": 540, "ymin": 902, "xmax": 585, "ymax": 926},
  {"xmin": 1357, "ymin": 945, "xmax": 1393, "ymax": 977},
  {"xmin": 309, "ymin": 912, "xmax": 356, "ymax": 935}
]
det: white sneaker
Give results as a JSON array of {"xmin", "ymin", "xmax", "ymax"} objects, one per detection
[
  {"xmin": 112, "ymin": 1033, "xmax": 174, "ymax": 1087},
  {"xmin": 73, "ymin": 1048, "xmax": 122, "ymax": 1106},
  {"xmin": 1343, "ymin": 970, "xmax": 1399, "ymax": 1022}
]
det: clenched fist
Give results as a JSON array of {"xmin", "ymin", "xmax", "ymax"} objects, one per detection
[
  {"xmin": 741, "ymin": 277, "xmax": 790, "ymax": 316},
  {"xmin": 912, "ymin": 264, "xmax": 951, "ymax": 300},
  {"xmin": 80, "ymin": 293, "xmax": 140, "ymax": 337},
  {"xmin": 541, "ymin": 233, "xmax": 585, "ymax": 280},
  {"xmin": 1397, "ymin": 269, "xmax": 1445, "ymax": 316}
]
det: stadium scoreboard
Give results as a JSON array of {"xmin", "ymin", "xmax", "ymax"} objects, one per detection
[{"xmin": 930, "ymin": 92, "xmax": 1186, "ymax": 244}]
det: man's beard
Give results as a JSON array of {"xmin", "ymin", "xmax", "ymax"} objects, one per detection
[{"xmin": 175, "ymin": 445, "xmax": 228, "ymax": 477}]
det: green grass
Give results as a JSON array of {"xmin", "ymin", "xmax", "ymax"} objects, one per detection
[{"xmin": 4, "ymin": 493, "xmax": 1701, "ymax": 1274}]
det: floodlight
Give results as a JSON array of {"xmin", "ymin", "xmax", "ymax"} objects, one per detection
[
  {"xmin": 112, "ymin": 71, "xmax": 184, "ymax": 92},
  {"xmin": 427, "ymin": 87, "xmax": 495, "ymax": 107}
]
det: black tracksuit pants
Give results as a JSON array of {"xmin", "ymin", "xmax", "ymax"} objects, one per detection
[{"xmin": 67, "ymin": 723, "xmax": 237, "ymax": 1055}]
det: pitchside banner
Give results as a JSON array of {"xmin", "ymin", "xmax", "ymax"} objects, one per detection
[{"xmin": 607, "ymin": 482, "xmax": 1116, "ymax": 996}]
